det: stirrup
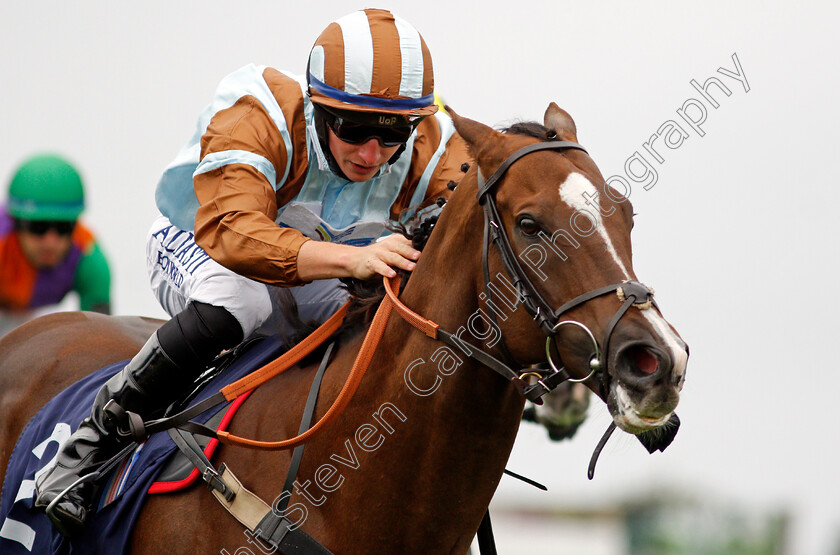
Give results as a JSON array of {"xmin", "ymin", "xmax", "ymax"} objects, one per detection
[
  {"xmin": 42, "ymin": 442, "xmax": 139, "ymax": 532},
  {"xmin": 43, "ymin": 473, "xmax": 99, "ymax": 536}
]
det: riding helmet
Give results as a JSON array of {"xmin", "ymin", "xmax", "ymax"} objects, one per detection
[
  {"xmin": 307, "ymin": 8, "xmax": 438, "ymax": 119},
  {"xmin": 7, "ymin": 154, "xmax": 85, "ymax": 221}
]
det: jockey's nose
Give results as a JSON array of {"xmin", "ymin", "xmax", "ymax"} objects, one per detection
[
  {"xmin": 357, "ymin": 139, "xmax": 385, "ymax": 165},
  {"xmin": 40, "ymin": 229, "xmax": 66, "ymax": 244}
]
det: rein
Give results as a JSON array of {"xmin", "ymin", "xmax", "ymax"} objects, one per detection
[
  {"xmin": 216, "ymin": 294, "xmax": 390, "ymax": 450},
  {"xmin": 137, "ymin": 139, "xmax": 658, "ymax": 454},
  {"xmin": 198, "ymin": 292, "xmax": 394, "ymax": 450},
  {"xmin": 137, "ymin": 297, "xmax": 384, "ymax": 450}
]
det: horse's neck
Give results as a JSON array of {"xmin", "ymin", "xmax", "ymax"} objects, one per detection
[
  {"xmin": 402, "ymin": 193, "xmax": 484, "ymax": 329},
  {"xmin": 233, "ymin": 204, "xmax": 525, "ymax": 549},
  {"xmin": 341, "ymin": 202, "xmax": 525, "ymax": 540},
  {"xmin": 388, "ymin": 197, "xmax": 526, "ymax": 447}
]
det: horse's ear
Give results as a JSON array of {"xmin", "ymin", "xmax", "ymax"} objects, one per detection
[
  {"xmin": 544, "ymin": 103, "xmax": 578, "ymax": 142},
  {"xmin": 446, "ymin": 106, "xmax": 506, "ymax": 162}
]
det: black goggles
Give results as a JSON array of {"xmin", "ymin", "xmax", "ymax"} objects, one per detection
[
  {"xmin": 326, "ymin": 111, "xmax": 416, "ymax": 147},
  {"xmin": 15, "ymin": 219, "xmax": 76, "ymax": 236}
]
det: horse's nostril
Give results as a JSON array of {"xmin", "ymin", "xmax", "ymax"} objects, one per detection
[{"xmin": 627, "ymin": 345, "xmax": 658, "ymax": 375}]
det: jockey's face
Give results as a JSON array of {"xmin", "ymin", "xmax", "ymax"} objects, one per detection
[
  {"xmin": 327, "ymin": 127, "xmax": 402, "ymax": 182},
  {"xmin": 16, "ymin": 222, "xmax": 74, "ymax": 269}
]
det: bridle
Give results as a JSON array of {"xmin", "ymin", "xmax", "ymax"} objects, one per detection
[
  {"xmin": 471, "ymin": 140, "xmax": 658, "ymax": 402},
  {"xmin": 384, "ymin": 137, "xmax": 676, "ymax": 477}
]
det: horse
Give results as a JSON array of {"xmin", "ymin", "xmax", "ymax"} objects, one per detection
[
  {"xmin": 522, "ymin": 381, "xmax": 592, "ymax": 441},
  {"xmin": 0, "ymin": 104, "xmax": 688, "ymax": 554}
]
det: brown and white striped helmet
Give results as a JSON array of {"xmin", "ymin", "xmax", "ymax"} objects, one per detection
[{"xmin": 307, "ymin": 8, "xmax": 438, "ymax": 118}]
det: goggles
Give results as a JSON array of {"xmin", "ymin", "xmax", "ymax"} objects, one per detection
[
  {"xmin": 15, "ymin": 219, "xmax": 76, "ymax": 236},
  {"xmin": 324, "ymin": 109, "xmax": 417, "ymax": 147}
]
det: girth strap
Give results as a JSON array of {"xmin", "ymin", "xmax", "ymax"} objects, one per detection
[
  {"xmin": 276, "ymin": 341, "xmax": 335, "ymax": 515},
  {"xmin": 208, "ymin": 464, "xmax": 333, "ymax": 554},
  {"xmin": 164, "ymin": 330, "xmax": 339, "ymax": 553},
  {"xmin": 168, "ymin": 427, "xmax": 235, "ymax": 501}
]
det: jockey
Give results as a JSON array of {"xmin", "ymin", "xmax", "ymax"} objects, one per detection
[
  {"xmin": 35, "ymin": 8, "xmax": 470, "ymax": 535},
  {"xmin": 1, "ymin": 154, "xmax": 111, "ymax": 336}
]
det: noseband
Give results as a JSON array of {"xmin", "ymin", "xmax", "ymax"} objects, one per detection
[{"xmin": 475, "ymin": 140, "xmax": 657, "ymax": 401}]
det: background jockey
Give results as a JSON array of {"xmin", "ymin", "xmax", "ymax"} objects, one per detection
[
  {"xmin": 0, "ymin": 154, "xmax": 111, "ymax": 337},
  {"xmin": 35, "ymin": 7, "xmax": 471, "ymax": 535}
]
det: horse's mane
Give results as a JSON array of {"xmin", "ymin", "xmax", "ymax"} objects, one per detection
[{"xmin": 283, "ymin": 120, "xmax": 555, "ymax": 344}]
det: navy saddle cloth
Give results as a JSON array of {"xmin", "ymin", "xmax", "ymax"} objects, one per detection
[{"xmin": 0, "ymin": 335, "xmax": 285, "ymax": 554}]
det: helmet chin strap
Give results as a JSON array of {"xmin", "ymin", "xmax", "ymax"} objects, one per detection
[{"xmin": 387, "ymin": 143, "xmax": 407, "ymax": 165}]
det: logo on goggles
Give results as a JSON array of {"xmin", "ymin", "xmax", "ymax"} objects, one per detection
[{"xmin": 328, "ymin": 113, "xmax": 416, "ymax": 147}]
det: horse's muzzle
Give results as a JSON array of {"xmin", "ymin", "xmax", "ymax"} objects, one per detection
[{"xmin": 605, "ymin": 324, "xmax": 687, "ymax": 434}]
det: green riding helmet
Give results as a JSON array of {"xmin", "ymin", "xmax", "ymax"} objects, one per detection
[{"xmin": 7, "ymin": 154, "xmax": 85, "ymax": 221}]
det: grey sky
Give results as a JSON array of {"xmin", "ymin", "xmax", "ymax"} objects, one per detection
[{"xmin": 2, "ymin": 1, "xmax": 838, "ymax": 552}]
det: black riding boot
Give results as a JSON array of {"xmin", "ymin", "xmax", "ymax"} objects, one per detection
[
  {"xmin": 34, "ymin": 301, "xmax": 244, "ymax": 537},
  {"xmin": 33, "ymin": 332, "xmax": 193, "ymax": 536}
]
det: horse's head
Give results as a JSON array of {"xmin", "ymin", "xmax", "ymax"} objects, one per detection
[
  {"xmin": 447, "ymin": 104, "xmax": 688, "ymax": 437},
  {"xmin": 523, "ymin": 381, "xmax": 592, "ymax": 441}
]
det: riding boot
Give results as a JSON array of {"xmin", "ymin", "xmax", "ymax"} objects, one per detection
[
  {"xmin": 33, "ymin": 332, "xmax": 195, "ymax": 537},
  {"xmin": 34, "ymin": 300, "xmax": 244, "ymax": 537}
]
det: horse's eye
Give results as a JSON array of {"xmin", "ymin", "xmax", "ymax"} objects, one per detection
[{"xmin": 518, "ymin": 216, "xmax": 540, "ymax": 237}]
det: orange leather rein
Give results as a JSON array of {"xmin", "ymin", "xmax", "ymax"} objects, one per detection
[{"xmin": 215, "ymin": 275, "xmax": 420, "ymax": 451}]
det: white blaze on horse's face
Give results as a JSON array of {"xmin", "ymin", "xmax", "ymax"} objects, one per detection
[
  {"xmin": 557, "ymin": 171, "xmax": 688, "ymax": 433},
  {"xmin": 558, "ymin": 172, "xmax": 631, "ymax": 279},
  {"xmin": 641, "ymin": 310, "xmax": 688, "ymax": 385}
]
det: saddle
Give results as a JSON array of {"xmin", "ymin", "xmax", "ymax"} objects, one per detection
[{"xmin": 0, "ymin": 334, "xmax": 290, "ymax": 554}]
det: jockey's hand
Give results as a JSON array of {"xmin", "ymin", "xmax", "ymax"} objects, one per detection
[
  {"xmin": 351, "ymin": 235, "xmax": 420, "ymax": 279},
  {"xmin": 296, "ymin": 235, "xmax": 421, "ymax": 282},
  {"xmin": 348, "ymin": 235, "xmax": 420, "ymax": 280}
]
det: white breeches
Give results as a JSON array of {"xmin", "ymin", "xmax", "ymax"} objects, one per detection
[{"xmin": 145, "ymin": 215, "xmax": 348, "ymax": 339}]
